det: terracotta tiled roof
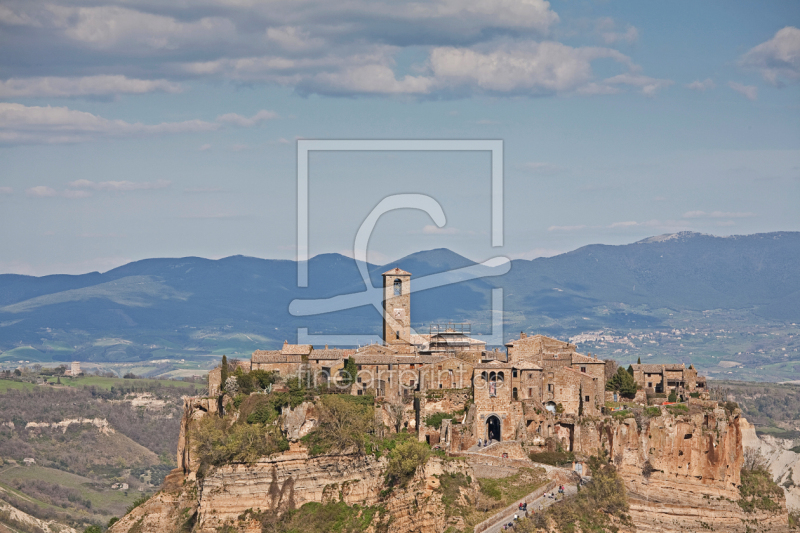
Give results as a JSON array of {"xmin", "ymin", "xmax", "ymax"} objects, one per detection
[
  {"xmin": 631, "ymin": 364, "xmax": 686, "ymax": 373},
  {"xmin": 281, "ymin": 344, "xmax": 313, "ymax": 355},
  {"xmin": 309, "ymin": 349, "xmax": 356, "ymax": 360}
]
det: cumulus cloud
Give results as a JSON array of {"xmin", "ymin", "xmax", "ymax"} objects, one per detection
[
  {"xmin": 728, "ymin": 81, "xmax": 758, "ymax": 100},
  {"xmin": 428, "ymin": 41, "xmax": 638, "ymax": 95},
  {"xmin": 0, "ymin": 103, "xmax": 218, "ymax": 144},
  {"xmin": 25, "ymin": 186, "xmax": 58, "ymax": 197},
  {"xmin": 216, "ymin": 110, "xmax": 279, "ymax": 127},
  {"xmin": 68, "ymin": 179, "xmax": 170, "ymax": 191},
  {"xmin": 686, "ymin": 78, "xmax": 715, "ymax": 91},
  {"xmin": 0, "ymin": 75, "xmax": 182, "ymax": 98},
  {"xmin": 739, "ymin": 26, "xmax": 800, "ymax": 85},
  {"xmin": 0, "ymin": 0, "xmax": 671, "ymax": 99}
]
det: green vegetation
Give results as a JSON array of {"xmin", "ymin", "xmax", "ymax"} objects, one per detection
[
  {"xmin": 738, "ymin": 449, "xmax": 784, "ymax": 514},
  {"xmin": 519, "ymin": 452, "xmax": 630, "ymax": 533},
  {"xmin": 605, "ymin": 367, "xmax": 637, "ymax": 397},
  {"xmin": 668, "ymin": 391, "xmax": 678, "ymax": 403},
  {"xmin": 384, "ymin": 440, "xmax": 430, "ymax": 487},
  {"xmin": 245, "ymin": 501, "xmax": 386, "ymax": 533},
  {"xmin": 301, "ymin": 395, "xmax": 375, "ymax": 456},
  {"xmin": 424, "ymin": 411, "xmax": 455, "ymax": 430},
  {"xmin": 477, "ymin": 468, "xmax": 547, "ymax": 506},
  {"xmin": 644, "ymin": 406, "xmax": 662, "ymax": 417},
  {"xmin": 220, "ymin": 355, "xmax": 229, "ymax": 392},
  {"xmin": 667, "ymin": 404, "xmax": 689, "ymax": 415},
  {"xmin": 528, "ymin": 450, "xmax": 575, "ymax": 467}
]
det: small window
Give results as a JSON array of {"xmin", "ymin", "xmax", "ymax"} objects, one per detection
[
  {"xmin": 585, "ymin": 395, "xmax": 590, "ymax": 402},
  {"xmin": 357, "ymin": 376, "xmax": 362, "ymax": 383},
  {"xmin": 528, "ymin": 387, "xmax": 533, "ymax": 398},
  {"xmin": 393, "ymin": 278, "xmax": 402, "ymax": 296},
  {"xmin": 396, "ymin": 331, "xmax": 399, "ymax": 339},
  {"xmin": 529, "ymin": 373, "xmax": 533, "ymax": 379},
  {"xmin": 438, "ymin": 365, "xmax": 442, "ymax": 370},
  {"xmin": 439, "ymin": 383, "xmax": 443, "ymax": 389},
  {"xmin": 648, "ymin": 382, "xmax": 652, "ymax": 388},
  {"xmin": 388, "ymin": 364, "xmax": 393, "ymax": 370},
  {"xmin": 548, "ymin": 384, "xmax": 553, "ymax": 392},
  {"xmin": 512, "ymin": 387, "xmax": 518, "ymax": 400},
  {"xmin": 512, "ymin": 369, "xmax": 518, "ymax": 377},
  {"xmin": 580, "ymin": 366, "xmax": 586, "ymax": 373}
]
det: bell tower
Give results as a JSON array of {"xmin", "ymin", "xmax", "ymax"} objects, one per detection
[{"xmin": 382, "ymin": 267, "xmax": 411, "ymax": 345}]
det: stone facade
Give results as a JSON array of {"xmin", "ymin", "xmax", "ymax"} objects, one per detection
[{"xmin": 631, "ymin": 363, "xmax": 707, "ymax": 398}]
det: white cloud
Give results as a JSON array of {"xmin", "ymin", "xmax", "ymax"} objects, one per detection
[
  {"xmin": 54, "ymin": 5, "xmax": 237, "ymax": 51},
  {"xmin": 739, "ymin": 26, "xmax": 800, "ymax": 85},
  {"xmin": 0, "ymin": 75, "xmax": 182, "ymax": 98},
  {"xmin": 26, "ymin": 186, "xmax": 57, "ymax": 197},
  {"xmin": 596, "ymin": 17, "xmax": 639, "ymax": 45},
  {"xmin": 310, "ymin": 64, "xmax": 434, "ymax": 95},
  {"xmin": 609, "ymin": 221, "xmax": 638, "ymax": 228},
  {"xmin": 216, "ymin": 110, "xmax": 279, "ymax": 127},
  {"xmin": 0, "ymin": 103, "xmax": 218, "ymax": 145},
  {"xmin": 728, "ymin": 81, "xmax": 758, "ymax": 101},
  {"xmin": 429, "ymin": 42, "xmax": 636, "ymax": 95},
  {"xmin": 682, "ymin": 211, "xmax": 755, "ymax": 219},
  {"xmin": 603, "ymin": 73, "xmax": 673, "ymax": 96},
  {"xmin": 0, "ymin": 187, "xmax": 13, "ymax": 195},
  {"xmin": 266, "ymin": 26, "xmax": 324, "ymax": 51},
  {"xmin": 68, "ymin": 179, "xmax": 170, "ymax": 191},
  {"xmin": 686, "ymin": 78, "xmax": 715, "ymax": 91}
]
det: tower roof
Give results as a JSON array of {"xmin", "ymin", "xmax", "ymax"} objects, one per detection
[{"xmin": 382, "ymin": 267, "xmax": 411, "ymax": 276}]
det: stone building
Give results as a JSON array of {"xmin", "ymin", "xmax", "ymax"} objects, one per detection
[{"xmin": 630, "ymin": 363, "xmax": 707, "ymax": 398}]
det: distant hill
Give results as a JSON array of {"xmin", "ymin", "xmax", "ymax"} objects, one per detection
[{"xmin": 0, "ymin": 231, "xmax": 798, "ymax": 363}]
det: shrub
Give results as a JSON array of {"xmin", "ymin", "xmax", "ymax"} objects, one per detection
[
  {"xmin": 191, "ymin": 415, "xmax": 288, "ymax": 474},
  {"xmin": 528, "ymin": 450, "xmax": 575, "ymax": 467},
  {"xmin": 644, "ymin": 407, "xmax": 661, "ymax": 417},
  {"xmin": 667, "ymin": 404, "xmax": 688, "ymax": 415},
  {"xmin": 690, "ymin": 392, "xmax": 700, "ymax": 398},
  {"xmin": 739, "ymin": 448, "xmax": 783, "ymax": 513},
  {"xmin": 424, "ymin": 412, "xmax": 454, "ymax": 430},
  {"xmin": 385, "ymin": 440, "xmax": 430, "ymax": 487},
  {"xmin": 301, "ymin": 394, "xmax": 375, "ymax": 455},
  {"xmin": 668, "ymin": 391, "xmax": 678, "ymax": 403}
]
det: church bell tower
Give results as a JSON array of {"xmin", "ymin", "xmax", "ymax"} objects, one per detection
[{"xmin": 382, "ymin": 268, "xmax": 411, "ymax": 345}]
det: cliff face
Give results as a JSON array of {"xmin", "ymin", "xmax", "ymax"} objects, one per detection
[
  {"xmin": 580, "ymin": 403, "xmax": 789, "ymax": 533},
  {"xmin": 112, "ymin": 395, "xmax": 790, "ymax": 533}
]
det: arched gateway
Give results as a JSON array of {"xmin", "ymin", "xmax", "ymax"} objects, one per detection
[{"xmin": 486, "ymin": 415, "xmax": 501, "ymax": 442}]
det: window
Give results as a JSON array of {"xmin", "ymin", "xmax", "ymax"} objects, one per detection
[
  {"xmin": 529, "ymin": 373, "xmax": 533, "ymax": 379},
  {"xmin": 438, "ymin": 365, "xmax": 442, "ymax": 370},
  {"xmin": 396, "ymin": 331, "xmax": 399, "ymax": 339},
  {"xmin": 439, "ymin": 383, "xmax": 443, "ymax": 389},
  {"xmin": 580, "ymin": 367, "xmax": 586, "ymax": 373},
  {"xmin": 648, "ymin": 382, "xmax": 652, "ymax": 388},
  {"xmin": 512, "ymin": 369, "xmax": 518, "ymax": 377},
  {"xmin": 512, "ymin": 387, "xmax": 518, "ymax": 400},
  {"xmin": 585, "ymin": 395, "xmax": 590, "ymax": 402},
  {"xmin": 357, "ymin": 376, "xmax": 362, "ymax": 383},
  {"xmin": 528, "ymin": 388, "xmax": 533, "ymax": 398},
  {"xmin": 548, "ymin": 384, "xmax": 553, "ymax": 392},
  {"xmin": 393, "ymin": 278, "xmax": 402, "ymax": 296},
  {"xmin": 388, "ymin": 364, "xmax": 393, "ymax": 370}
]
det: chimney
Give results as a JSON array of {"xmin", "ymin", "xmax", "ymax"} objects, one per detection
[
  {"xmin": 520, "ymin": 332, "xmax": 527, "ymax": 339},
  {"xmin": 325, "ymin": 344, "xmax": 328, "ymax": 349},
  {"xmin": 284, "ymin": 340, "xmax": 288, "ymax": 346}
]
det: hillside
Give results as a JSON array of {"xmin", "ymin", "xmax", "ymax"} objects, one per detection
[{"xmin": 0, "ymin": 231, "xmax": 798, "ymax": 380}]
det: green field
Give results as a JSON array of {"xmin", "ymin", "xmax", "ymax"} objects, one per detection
[
  {"xmin": 0, "ymin": 380, "xmax": 40, "ymax": 392},
  {"xmin": 0, "ymin": 463, "xmax": 145, "ymax": 521},
  {"xmin": 42, "ymin": 375, "xmax": 201, "ymax": 391},
  {"xmin": 0, "ymin": 346, "xmax": 54, "ymax": 363}
]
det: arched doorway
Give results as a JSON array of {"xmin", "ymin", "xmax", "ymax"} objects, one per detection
[
  {"xmin": 487, "ymin": 415, "xmax": 501, "ymax": 442},
  {"xmin": 545, "ymin": 401, "xmax": 557, "ymax": 414}
]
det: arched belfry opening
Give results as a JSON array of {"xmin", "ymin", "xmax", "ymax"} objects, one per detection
[
  {"xmin": 394, "ymin": 278, "xmax": 402, "ymax": 296},
  {"xmin": 486, "ymin": 415, "xmax": 501, "ymax": 443}
]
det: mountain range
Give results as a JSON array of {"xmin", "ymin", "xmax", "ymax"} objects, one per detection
[{"xmin": 1, "ymin": 231, "xmax": 798, "ymax": 366}]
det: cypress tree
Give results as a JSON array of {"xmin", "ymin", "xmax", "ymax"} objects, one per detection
[
  {"xmin": 637, "ymin": 357, "xmax": 641, "ymax": 364},
  {"xmin": 220, "ymin": 355, "xmax": 228, "ymax": 393}
]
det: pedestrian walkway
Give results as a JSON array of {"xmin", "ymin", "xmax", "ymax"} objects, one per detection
[{"xmin": 480, "ymin": 484, "xmax": 577, "ymax": 533}]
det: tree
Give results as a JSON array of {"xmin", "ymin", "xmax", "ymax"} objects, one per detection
[
  {"xmin": 604, "ymin": 360, "xmax": 619, "ymax": 382},
  {"xmin": 668, "ymin": 391, "xmax": 677, "ymax": 403},
  {"xmin": 386, "ymin": 440, "xmax": 430, "ymax": 486},
  {"xmin": 341, "ymin": 358, "xmax": 358, "ymax": 387},
  {"xmin": 637, "ymin": 357, "xmax": 641, "ymax": 364},
  {"xmin": 606, "ymin": 367, "xmax": 638, "ymax": 397},
  {"xmin": 83, "ymin": 527, "xmax": 102, "ymax": 533},
  {"xmin": 220, "ymin": 355, "xmax": 228, "ymax": 393}
]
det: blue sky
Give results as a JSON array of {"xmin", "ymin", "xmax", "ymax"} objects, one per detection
[{"xmin": 0, "ymin": 0, "xmax": 798, "ymax": 275}]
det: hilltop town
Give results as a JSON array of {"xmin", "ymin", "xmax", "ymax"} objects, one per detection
[{"xmin": 97, "ymin": 268, "xmax": 794, "ymax": 533}]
